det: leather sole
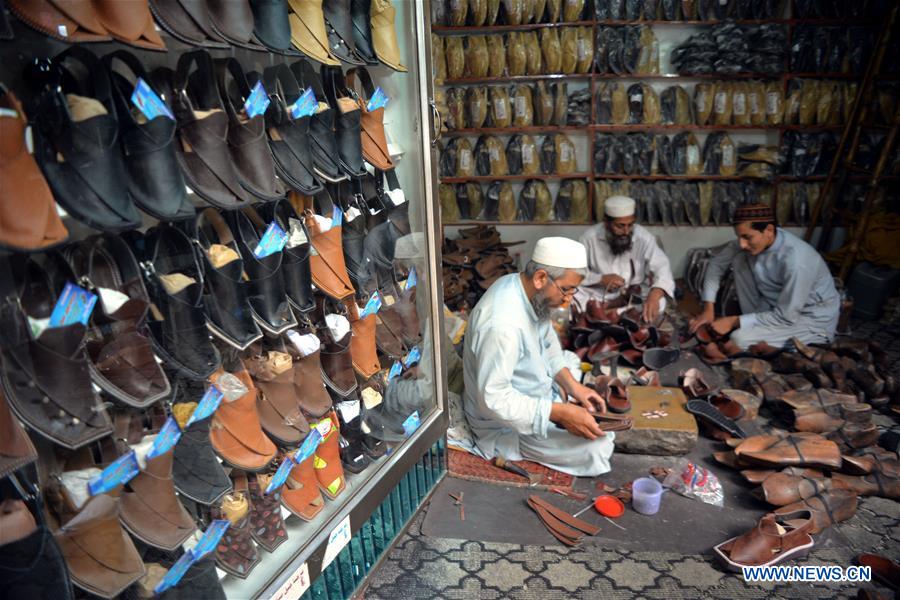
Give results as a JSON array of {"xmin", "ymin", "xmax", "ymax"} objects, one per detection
[{"xmin": 206, "ymin": 321, "xmax": 264, "ymax": 352}]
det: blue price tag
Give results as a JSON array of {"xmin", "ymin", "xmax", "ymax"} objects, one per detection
[
  {"xmin": 293, "ymin": 429, "xmax": 322, "ymax": 464},
  {"xmin": 191, "ymin": 520, "xmax": 230, "ymax": 561},
  {"xmin": 402, "ymin": 411, "xmax": 420, "ymax": 437},
  {"xmin": 148, "ymin": 417, "xmax": 182, "ymax": 460},
  {"xmin": 49, "ymin": 282, "xmax": 97, "ymax": 327},
  {"xmin": 405, "ymin": 266, "xmax": 417, "ymax": 290},
  {"xmin": 403, "ymin": 345, "xmax": 421, "ymax": 368},
  {"xmin": 366, "ymin": 86, "xmax": 389, "ymax": 112},
  {"xmin": 253, "ymin": 221, "xmax": 288, "ymax": 258},
  {"xmin": 186, "ymin": 385, "xmax": 224, "ymax": 426},
  {"xmin": 331, "ymin": 203, "xmax": 343, "ymax": 228},
  {"xmin": 359, "ymin": 291, "xmax": 382, "ymax": 318},
  {"xmin": 388, "ymin": 361, "xmax": 402, "ymax": 381},
  {"xmin": 153, "ymin": 551, "xmax": 194, "ymax": 594},
  {"xmin": 88, "ymin": 451, "xmax": 140, "ymax": 496},
  {"xmin": 290, "ymin": 88, "xmax": 318, "ymax": 119},
  {"xmin": 265, "ymin": 456, "xmax": 295, "ymax": 495},
  {"xmin": 243, "ymin": 80, "xmax": 270, "ymax": 119},
  {"xmin": 130, "ymin": 77, "xmax": 174, "ymax": 121}
]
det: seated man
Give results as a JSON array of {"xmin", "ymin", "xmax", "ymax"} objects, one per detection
[
  {"xmin": 463, "ymin": 237, "xmax": 615, "ymax": 477},
  {"xmin": 576, "ymin": 195, "xmax": 674, "ymax": 324},
  {"xmin": 690, "ymin": 204, "xmax": 840, "ymax": 349}
]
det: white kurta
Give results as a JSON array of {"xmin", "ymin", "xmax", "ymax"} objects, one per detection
[
  {"xmin": 463, "ymin": 273, "xmax": 615, "ymax": 476},
  {"xmin": 575, "ymin": 224, "xmax": 675, "ymax": 306}
]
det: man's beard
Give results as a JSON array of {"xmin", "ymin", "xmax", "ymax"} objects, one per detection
[
  {"xmin": 609, "ymin": 233, "xmax": 633, "ymax": 256},
  {"xmin": 530, "ymin": 289, "xmax": 553, "ymax": 321}
]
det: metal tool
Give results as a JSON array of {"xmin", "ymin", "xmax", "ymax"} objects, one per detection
[
  {"xmin": 492, "ymin": 457, "xmax": 541, "ymax": 486},
  {"xmin": 573, "ymin": 499, "xmax": 597, "ymax": 518}
]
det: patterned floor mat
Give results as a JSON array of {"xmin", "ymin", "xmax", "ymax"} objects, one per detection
[{"xmin": 448, "ymin": 448, "xmax": 575, "ymax": 490}]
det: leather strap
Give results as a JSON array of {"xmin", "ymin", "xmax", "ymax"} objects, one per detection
[
  {"xmin": 526, "ymin": 498, "xmax": 582, "ymax": 544},
  {"xmin": 802, "ymin": 492, "xmax": 837, "ymax": 526},
  {"xmin": 345, "ymin": 66, "xmax": 376, "ymax": 101},
  {"xmin": 785, "ymin": 435, "xmax": 807, "ymax": 464},
  {"xmin": 528, "ymin": 495, "xmax": 600, "ymax": 536}
]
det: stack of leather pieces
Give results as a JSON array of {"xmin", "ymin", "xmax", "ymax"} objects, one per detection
[
  {"xmin": 443, "ymin": 225, "xmax": 521, "ymax": 311},
  {"xmin": 525, "ymin": 495, "xmax": 600, "ymax": 547}
]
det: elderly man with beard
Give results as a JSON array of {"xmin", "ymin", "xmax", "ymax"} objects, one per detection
[
  {"xmin": 575, "ymin": 196, "xmax": 675, "ymax": 324},
  {"xmin": 463, "ymin": 237, "xmax": 616, "ymax": 476}
]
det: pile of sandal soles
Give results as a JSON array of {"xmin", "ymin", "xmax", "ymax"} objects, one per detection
[
  {"xmin": 442, "ymin": 225, "xmax": 524, "ymax": 311},
  {"xmin": 525, "ymin": 495, "xmax": 600, "ymax": 547}
]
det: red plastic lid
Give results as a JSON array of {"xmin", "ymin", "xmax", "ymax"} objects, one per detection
[{"xmin": 594, "ymin": 495, "xmax": 625, "ymax": 518}]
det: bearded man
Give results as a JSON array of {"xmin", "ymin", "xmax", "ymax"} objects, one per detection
[
  {"xmin": 463, "ymin": 237, "xmax": 616, "ymax": 476},
  {"xmin": 575, "ymin": 196, "xmax": 675, "ymax": 324}
]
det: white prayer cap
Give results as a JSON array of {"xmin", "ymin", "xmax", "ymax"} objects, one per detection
[
  {"xmin": 532, "ymin": 237, "xmax": 587, "ymax": 270},
  {"xmin": 605, "ymin": 195, "xmax": 636, "ymax": 218}
]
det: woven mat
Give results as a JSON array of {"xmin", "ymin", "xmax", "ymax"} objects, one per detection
[{"xmin": 447, "ymin": 448, "xmax": 574, "ymax": 489}]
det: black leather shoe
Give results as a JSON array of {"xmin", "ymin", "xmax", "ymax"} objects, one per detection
[
  {"xmin": 129, "ymin": 226, "xmax": 222, "ymax": 379},
  {"xmin": 256, "ymin": 198, "xmax": 316, "ymax": 314},
  {"xmin": 149, "ymin": 0, "xmax": 230, "ymax": 48},
  {"xmin": 164, "ymin": 50, "xmax": 250, "ymax": 209},
  {"xmin": 225, "ymin": 208, "xmax": 298, "ymax": 336},
  {"xmin": 291, "ymin": 60, "xmax": 346, "ymax": 182},
  {"xmin": 350, "ymin": 0, "xmax": 379, "ymax": 64},
  {"xmin": 206, "ymin": 0, "xmax": 267, "ymax": 50},
  {"xmin": 28, "ymin": 46, "xmax": 141, "ymax": 232},
  {"xmin": 188, "ymin": 208, "xmax": 263, "ymax": 350},
  {"xmin": 250, "ymin": 0, "xmax": 292, "ymax": 53},
  {"xmin": 103, "ymin": 50, "xmax": 193, "ymax": 222},
  {"xmin": 323, "ymin": 0, "xmax": 366, "ymax": 65},
  {"xmin": 260, "ymin": 63, "xmax": 323, "ymax": 195},
  {"xmin": 322, "ymin": 66, "xmax": 367, "ymax": 178},
  {"xmin": 215, "ymin": 58, "xmax": 284, "ymax": 202},
  {"xmin": 336, "ymin": 183, "xmax": 374, "ymax": 298}
]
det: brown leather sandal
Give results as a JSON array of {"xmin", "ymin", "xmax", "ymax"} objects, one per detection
[{"xmin": 713, "ymin": 510, "xmax": 815, "ymax": 572}]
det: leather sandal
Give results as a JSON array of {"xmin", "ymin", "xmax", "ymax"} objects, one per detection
[
  {"xmin": 794, "ymin": 402, "xmax": 872, "ymax": 434},
  {"xmin": 119, "ymin": 442, "xmax": 196, "ymax": 551},
  {"xmin": 594, "ymin": 412, "xmax": 633, "ymax": 432},
  {"xmin": 713, "ymin": 510, "xmax": 815, "ymax": 572},
  {"xmin": 226, "ymin": 208, "xmax": 297, "ymax": 335},
  {"xmin": 214, "ymin": 481, "xmax": 261, "ymax": 579},
  {"xmin": 282, "ymin": 449, "xmax": 326, "ymax": 520},
  {"xmin": 54, "ymin": 495, "xmax": 146, "ymax": 598},
  {"xmin": 245, "ymin": 349, "xmax": 310, "ymax": 447},
  {"xmin": 312, "ymin": 411, "xmax": 347, "ymax": 499},
  {"xmin": 210, "ymin": 367, "xmax": 278, "ymax": 472},
  {"xmin": 773, "ymin": 491, "xmax": 858, "ymax": 534},
  {"xmin": 350, "ymin": 0, "xmax": 379, "ymax": 64},
  {"xmin": 686, "ymin": 399, "xmax": 746, "ymax": 439},
  {"xmin": 339, "ymin": 185, "xmax": 375, "ymax": 296},
  {"xmin": 0, "ymin": 499, "xmax": 73, "ymax": 600},
  {"xmin": 167, "ymin": 50, "xmax": 250, "ymax": 209},
  {"xmin": 258, "ymin": 197, "xmax": 317, "ymax": 313},
  {"xmin": 8, "ymin": 0, "xmax": 111, "ymax": 42},
  {"xmin": 827, "ymin": 422, "xmax": 880, "ymax": 451},
  {"xmin": 149, "ymin": 0, "xmax": 230, "ymax": 47},
  {"xmin": 317, "ymin": 322, "xmax": 359, "ymax": 397},
  {"xmin": 287, "ymin": 0, "xmax": 341, "ymax": 66},
  {"xmin": 321, "ymin": 66, "xmax": 366, "ymax": 178},
  {"xmin": 246, "ymin": 471, "xmax": 289, "ymax": 553},
  {"xmin": 593, "ymin": 375, "xmax": 630, "ymax": 413},
  {"xmin": 207, "ymin": 0, "xmax": 266, "ymax": 50},
  {"xmin": 29, "ymin": 46, "xmax": 141, "ymax": 232},
  {"xmin": 65, "ymin": 234, "xmax": 171, "ymax": 408},
  {"xmin": 323, "ymin": 0, "xmax": 366, "ymax": 64},
  {"xmin": 832, "ymin": 470, "xmax": 900, "ymax": 500},
  {"xmin": 681, "ymin": 367, "xmax": 718, "ymax": 398},
  {"xmin": 780, "ymin": 388, "xmax": 859, "ymax": 411},
  {"xmin": 190, "ymin": 208, "xmax": 264, "ymax": 350},
  {"xmin": 754, "ymin": 471, "xmax": 852, "ymax": 506},
  {"xmin": 306, "ymin": 206, "xmax": 356, "ymax": 300},
  {"xmin": 286, "ymin": 327, "xmax": 334, "ymax": 419},
  {"xmin": 856, "ymin": 553, "xmax": 900, "ymax": 591},
  {"xmin": 344, "ymin": 298, "xmax": 381, "ymax": 379},
  {"xmin": 260, "ymin": 65, "xmax": 323, "ymax": 195},
  {"xmin": 94, "ymin": 0, "xmax": 166, "ymax": 50},
  {"xmin": 0, "ymin": 256, "xmax": 113, "ymax": 449},
  {"xmin": 369, "ymin": 0, "xmax": 407, "ymax": 72},
  {"xmin": 0, "ymin": 390, "xmax": 37, "ymax": 479},
  {"xmin": 381, "ymin": 286, "xmax": 421, "ymax": 347},
  {"xmin": 0, "ymin": 89, "xmax": 68, "ymax": 251},
  {"xmin": 251, "ymin": 0, "xmax": 293, "ymax": 52},
  {"xmin": 346, "ymin": 66, "xmax": 394, "ymax": 170},
  {"xmin": 735, "ymin": 433, "xmax": 843, "ymax": 470},
  {"xmin": 840, "ymin": 448, "xmax": 900, "ymax": 478}
]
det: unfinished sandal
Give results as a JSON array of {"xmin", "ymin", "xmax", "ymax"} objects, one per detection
[
  {"xmin": 686, "ymin": 399, "xmax": 746, "ymax": 439},
  {"xmin": 713, "ymin": 510, "xmax": 815, "ymax": 572},
  {"xmin": 773, "ymin": 491, "xmax": 858, "ymax": 534}
]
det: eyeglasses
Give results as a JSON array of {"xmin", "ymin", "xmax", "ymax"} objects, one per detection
[{"xmin": 548, "ymin": 277, "xmax": 578, "ymax": 297}]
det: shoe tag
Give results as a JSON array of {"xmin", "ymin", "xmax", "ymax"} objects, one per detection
[
  {"xmin": 366, "ymin": 86, "xmax": 390, "ymax": 112},
  {"xmin": 337, "ymin": 399, "xmax": 361, "ymax": 423},
  {"xmin": 405, "ymin": 265, "xmax": 417, "ymax": 290},
  {"xmin": 286, "ymin": 217, "xmax": 308, "ymax": 248},
  {"xmin": 253, "ymin": 221, "xmax": 288, "ymax": 258},
  {"xmin": 49, "ymin": 282, "xmax": 97, "ymax": 328},
  {"xmin": 362, "ymin": 387, "xmax": 383, "ymax": 409},
  {"xmin": 388, "ymin": 361, "xmax": 402, "ymax": 381},
  {"xmin": 314, "ymin": 417, "xmax": 334, "ymax": 440},
  {"xmin": 293, "ymin": 428, "xmax": 323, "ymax": 464},
  {"xmin": 131, "ymin": 77, "xmax": 174, "ymax": 121},
  {"xmin": 331, "ymin": 203, "xmax": 343, "ymax": 228},
  {"xmin": 386, "ymin": 188, "xmax": 406, "ymax": 206},
  {"xmin": 402, "ymin": 410, "xmax": 421, "ymax": 437},
  {"xmin": 359, "ymin": 291, "xmax": 382, "ymax": 318},
  {"xmin": 88, "ymin": 450, "xmax": 140, "ymax": 496},
  {"xmin": 403, "ymin": 345, "xmax": 421, "ymax": 368},
  {"xmin": 191, "ymin": 520, "xmax": 231, "ymax": 561},
  {"xmin": 287, "ymin": 330, "xmax": 321, "ymax": 357},
  {"xmin": 290, "ymin": 88, "xmax": 318, "ymax": 119},
  {"xmin": 148, "ymin": 417, "xmax": 182, "ymax": 460},
  {"xmin": 243, "ymin": 80, "xmax": 270, "ymax": 119},
  {"xmin": 265, "ymin": 456, "xmax": 295, "ymax": 495},
  {"xmin": 97, "ymin": 287, "xmax": 130, "ymax": 315},
  {"xmin": 186, "ymin": 385, "xmax": 224, "ymax": 426},
  {"xmin": 154, "ymin": 551, "xmax": 194, "ymax": 594},
  {"xmin": 344, "ymin": 205, "xmax": 362, "ymax": 222}
]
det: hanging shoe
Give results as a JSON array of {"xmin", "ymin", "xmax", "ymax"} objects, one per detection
[
  {"xmin": 338, "ymin": 185, "xmax": 374, "ymax": 296},
  {"xmin": 287, "ymin": 0, "xmax": 341, "ymax": 65},
  {"xmin": 0, "ymin": 88, "xmax": 68, "ymax": 251},
  {"xmin": 316, "ymin": 307, "xmax": 360, "ymax": 398},
  {"xmin": 93, "ymin": 0, "xmax": 166, "ymax": 50},
  {"xmin": 282, "ymin": 446, "xmax": 325, "ymax": 520},
  {"xmin": 322, "ymin": 66, "xmax": 366, "ymax": 178},
  {"xmin": 305, "ymin": 205, "xmax": 356, "ymax": 300},
  {"xmin": 311, "ymin": 411, "xmax": 347, "ymax": 499},
  {"xmin": 214, "ymin": 480, "xmax": 261, "ymax": 579},
  {"xmin": 246, "ymin": 471, "xmax": 289, "ymax": 552},
  {"xmin": 350, "ymin": 0, "xmax": 379, "ymax": 65},
  {"xmin": 210, "ymin": 367, "xmax": 278, "ymax": 472},
  {"xmin": 206, "ymin": 0, "xmax": 266, "ymax": 50},
  {"xmin": 369, "ymin": 0, "xmax": 407, "ymax": 72},
  {"xmin": 286, "ymin": 328, "xmax": 334, "ymax": 419},
  {"xmin": 346, "ymin": 66, "xmax": 394, "ymax": 170},
  {"xmin": 29, "ymin": 46, "xmax": 141, "ymax": 232},
  {"xmin": 250, "ymin": 0, "xmax": 293, "ymax": 53},
  {"xmin": 8, "ymin": 0, "xmax": 110, "ymax": 42},
  {"xmin": 0, "ymin": 390, "xmax": 37, "ymax": 479},
  {"xmin": 245, "ymin": 349, "xmax": 310, "ymax": 447},
  {"xmin": 149, "ymin": 0, "xmax": 230, "ymax": 47},
  {"xmin": 344, "ymin": 298, "xmax": 381, "ymax": 379},
  {"xmin": 291, "ymin": 60, "xmax": 346, "ymax": 182},
  {"xmin": 65, "ymin": 234, "xmax": 171, "ymax": 408},
  {"xmin": 256, "ymin": 197, "xmax": 317, "ymax": 313},
  {"xmin": 323, "ymin": 0, "xmax": 366, "ymax": 65}
]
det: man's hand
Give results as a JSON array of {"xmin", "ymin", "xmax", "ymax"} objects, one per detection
[
  {"xmin": 567, "ymin": 382, "xmax": 607, "ymax": 414},
  {"xmin": 689, "ymin": 303, "xmax": 716, "ymax": 333},
  {"xmin": 599, "ymin": 274, "xmax": 625, "ymax": 290},
  {"xmin": 550, "ymin": 403, "xmax": 605, "ymax": 440},
  {"xmin": 711, "ymin": 316, "xmax": 739, "ymax": 336},
  {"xmin": 643, "ymin": 288, "xmax": 666, "ymax": 324}
]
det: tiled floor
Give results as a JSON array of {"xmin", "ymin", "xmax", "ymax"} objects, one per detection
[{"xmin": 361, "ymin": 320, "xmax": 900, "ymax": 599}]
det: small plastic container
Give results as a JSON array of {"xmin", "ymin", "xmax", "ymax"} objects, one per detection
[
  {"xmin": 632, "ymin": 477, "xmax": 663, "ymax": 515},
  {"xmin": 594, "ymin": 495, "xmax": 625, "ymax": 518}
]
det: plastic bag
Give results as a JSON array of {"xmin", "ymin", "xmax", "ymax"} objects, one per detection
[
  {"xmin": 765, "ymin": 80, "xmax": 784, "ymax": 125},
  {"xmin": 464, "ymin": 36, "xmax": 489, "ymax": 77},
  {"xmin": 698, "ymin": 181, "xmax": 713, "ymax": 225},
  {"xmin": 555, "ymin": 133, "xmax": 576, "ymax": 174},
  {"xmin": 445, "ymin": 36, "xmax": 465, "ymax": 80},
  {"xmin": 446, "ymin": 87, "xmax": 466, "ymax": 130},
  {"xmin": 506, "ymin": 134, "xmax": 523, "ymax": 174},
  {"xmin": 506, "ymin": 32, "xmax": 527, "ymax": 76},
  {"xmin": 519, "ymin": 179, "xmax": 537, "ymax": 221},
  {"xmin": 486, "ymin": 0, "xmax": 501, "ymax": 24},
  {"xmin": 563, "ymin": 0, "xmax": 584, "ymax": 21},
  {"xmin": 475, "ymin": 135, "xmax": 508, "ymax": 176},
  {"xmin": 694, "ymin": 82, "xmax": 714, "ymax": 126},
  {"xmin": 520, "ymin": 134, "xmax": 540, "ymax": 175},
  {"xmin": 799, "ymin": 79, "xmax": 819, "ymax": 126},
  {"xmin": 719, "ymin": 133, "xmax": 737, "ymax": 176},
  {"xmin": 534, "ymin": 81, "xmax": 554, "ymax": 125},
  {"xmin": 487, "ymin": 34, "xmax": 506, "ymax": 77},
  {"xmin": 627, "ymin": 83, "xmax": 644, "ymax": 124},
  {"xmin": 595, "ymin": 82, "xmax": 614, "ymax": 124},
  {"xmin": 456, "ymin": 137, "xmax": 474, "ymax": 176},
  {"xmin": 440, "ymin": 184, "xmax": 460, "ymax": 222},
  {"xmin": 747, "ymin": 80, "xmax": 766, "ymax": 126},
  {"xmin": 540, "ymin": 135, "xmax": 556, "ymax": 174},
  {"xmin": 448, "ymin": 0, "xmax": 468, "ymax": 26},
  {"xmin": 456, "ymin": 182, "xmax": 471, "ymax": 219},
  {"xmin": 552, "ymin": 82, "xmax": 568, "ymax": 126},
  {"xmin": 469, "ymin": 0, "xmax": 488, "ymax": 25},
  {"xmin": 555, "ymin": 179, "xmax": 572, "ymax": 222},
  {"xmin": 521, "ymin": 0, "xmax": 535, "ymax": 23},
  {"xmin": 642, "ymin": 83, "xmax": 660, "ymax": 124},
  {"xmin": 466, "ymin": 86, "xmax": 488, "ymax": 129},
  {"xmin": 663, "ymin": 460, "xmax": 724, "ymax": 507},
  {"xmin": 545, "ymin": 0, "xmax": 561, "ymax": 21},
  {"xmin": 489, "ymin": 86, "xmax": 511, "ymax": 127},
  {"xmin": 534, "ymin": 180, "xmax": 554, "ymax": 221},
  {"xmin": 502, "ymin": 0, "xmax": 524, "ymax": 24},
  {"xmin": 465, "ymin": 182, "xmax": 483, "ymax": 220},
  {"xmin": 497, "ymin": 182, "xmax": 516, "ymax": 222},
  {"xmin": 731, "ymin": 81, "xmax": 750, "ymax": 126},
  {"xmin": 576, "ymin": 26, "xmax": 593, "ymax": 73},
  {"xmin": 569, "ymin": 179, "xmax": 588, "ymax": 222},
  {"xmin": 611, "ymin": 82, "xmax": 628, "ymax": 124},
  {"xmin": 511, "ymin": 84, "xmax": 534, "ymax": 127},
  {"xmin": 432, "ymin": 34, "xmax": 447, "ymax": 84},
  {"xmin": 713, "ymin": 82, "xmax": 733, "ymax": 125},
  {"xmin": 635, "ymin": 26, "xmax": 659, "ymax": 75},
  {"xmin": 541, "ymin": 28, "xmax": 562, "ymax": 73},
  {"xmin": 560, "ymin": 27, "xmax": 578, "ymax": 74},
  {"xmin": 523, "ymin": 31, "xmax": 542, "ymax": 74},
  {"xmin": 533, "ymin": 0, "xmax": 547, "ymax": 22}
]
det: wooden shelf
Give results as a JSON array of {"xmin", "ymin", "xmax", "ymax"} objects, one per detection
[
  {"xmin": 590, "ymin": 123, "xmax": 845, "ymax": 131},
  {"xmin": 442, "ymin": 74, "xmax": 592, "ymax": 84},
  {"xmin": 444, "ymin": 125, "xmax": 587, "ymax": 135},
  {"xmin": 440, "ymin": 173, "xmax": 591, "ymax": 182},
  {"xmin": 432, "ymin": 21, "xmax": 593, "ymax": 33},
  {"xmin": 432, "ymin": 18, "xmax": 877, "ymax": 32}
]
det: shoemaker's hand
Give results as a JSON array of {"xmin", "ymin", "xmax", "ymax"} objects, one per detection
[
  {"xmin": 710, "ymin": 316, "xmax": 739, "ymax": 336},
  {"xmin": 550, "ymin": 403, "xmax": 605, "ymax": 440},
  {"xmin": 643, "ymin": 288, "xmax": 665, "ymax": 324},
  {"xmin": 599, "ymin": 274, "xmax": 625, "ymax": 290},
  {"xmin": 567, "ymin": 382, "xmax": 607, "ymax": 414},
  {"xmin": 689, "ymin": 304, "xmax": 715, "ymax": 333}
]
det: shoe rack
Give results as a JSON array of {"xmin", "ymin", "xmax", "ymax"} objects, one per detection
[{"xmin": 431, "ymin": 1, "xmax": 899, "ymax": 228}]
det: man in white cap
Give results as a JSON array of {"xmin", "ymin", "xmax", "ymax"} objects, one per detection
[
  {"xmin": 463, "ymin": 237, "xmax": 616, "ymax": 476},
  {"xmin": 576, "ymin": 195, "xmax": 675, "ymax": 323}
]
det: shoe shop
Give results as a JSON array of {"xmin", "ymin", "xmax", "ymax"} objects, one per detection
[{"xmin": 0, "ymin": 1, "xmax": 898, "ymax": 599}]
